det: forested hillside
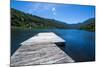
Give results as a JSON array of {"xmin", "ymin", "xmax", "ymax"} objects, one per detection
[
  {"xmin": 11, "ymin": 8, "xmax": 68, "ymax": 29},
  {"xmin": 11, "ymin": 8, "xmax": 95, "ymax": 31}
]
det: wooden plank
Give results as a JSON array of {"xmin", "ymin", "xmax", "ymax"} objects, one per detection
[
  {"xmin": 21, "ymin": 32, "xmax": 65, "ymax": 45},
  {"xmin": 11, "ymin": 32, "xmax": 74, "ymax": 66}
]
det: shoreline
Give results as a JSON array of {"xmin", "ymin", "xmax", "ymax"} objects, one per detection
[{"xmin": 11, "ymin": 26, "xmax": 95, "ymax": 32}]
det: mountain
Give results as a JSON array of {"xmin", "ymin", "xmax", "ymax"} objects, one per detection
[
  {"xmin": 65, "ymin": 18, "xmax": 95, "ymax": 31},
  {"xmin": 11, "ymin": 8, "xmax": 95, "ymax": 31},
  {"xmin": 79, "ymin": 18, "xmax": 95, "ymax": 31},
  {"xmin": 11, "ymin": 8, "xmax": 68, "ymax": 29}
]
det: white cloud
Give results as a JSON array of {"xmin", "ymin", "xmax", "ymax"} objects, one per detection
[
  {"xmin": 31, "ymin": 3, "xmax": 58, "ymax": 11},
  {"xmin": 53, "ymin": 12, "xmax": 56, "ymax": 15},
  {"xmin": 26, "ymin": 3, "xmax": 58, "ymax": 15},
  {"xmin": 52, "ymin": 7, "xmax": 56, "ymax": 11},
  {"xmin": 52, "ymin": 7, "xmax": 56, "ymax": 15}
]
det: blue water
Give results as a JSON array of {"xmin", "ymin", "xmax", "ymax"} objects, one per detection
[{"xmin": 11, "ymin": 29, "xmax": 95, "ymax": 62}]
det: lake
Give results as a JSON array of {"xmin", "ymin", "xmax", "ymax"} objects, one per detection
[{"xmin": 11, "ymin": 29, "xmax": 95, "ymax": 62}]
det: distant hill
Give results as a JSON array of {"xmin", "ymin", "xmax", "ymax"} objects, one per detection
[
  {"xmin": 11, "ymin": 8, "xmax": 68, "ymax": 29},
  {"xmin": 79, "ymin": 18, "xmax": 95, "ymax": 31},
  {"xmin": 11, "ymin": 8, "xmax": 95, "ymax": 31}
]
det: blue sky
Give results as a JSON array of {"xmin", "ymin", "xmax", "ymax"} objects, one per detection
[{"xmin": 11, "ymin": 1, "xmax": 95, "ymax": 24}]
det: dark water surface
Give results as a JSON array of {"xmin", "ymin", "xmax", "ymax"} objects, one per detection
[{"xmin": 11, "ymin": 29, "xmax": 95, "ymax": 62}]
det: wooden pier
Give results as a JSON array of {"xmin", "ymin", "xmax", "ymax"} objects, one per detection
[{"xmin": 11, "ymin": 32, "xmax": 74, "ymax": 66}]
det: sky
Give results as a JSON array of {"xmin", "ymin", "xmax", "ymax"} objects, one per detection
[{"xmin": 11, "ymin": 0, "xmax": 95, "ymax": 24}]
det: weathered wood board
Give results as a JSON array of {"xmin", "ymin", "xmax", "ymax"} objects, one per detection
[
  {"xmin": 21, "ymin": 32, "xmax": 65, "ymax": 45},
  {"xmin": 11, "ymin": 32, "xmax": 74, "ymax": 66}
]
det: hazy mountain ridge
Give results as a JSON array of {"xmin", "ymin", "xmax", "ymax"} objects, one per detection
[
  {"xmin": 11, "ymin": 8, "xmax": 68, "ymax": 29},
  {"xmin": 79, "ymin": 18, "xmax": 95, "ymax": 31},
  {"xmin": 67, "ymin": 18, "xmax": 95, "ymax": 29},
  {"xmin": 11, "ymin": 8, "xmax": 95, "ymax": 31}
]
